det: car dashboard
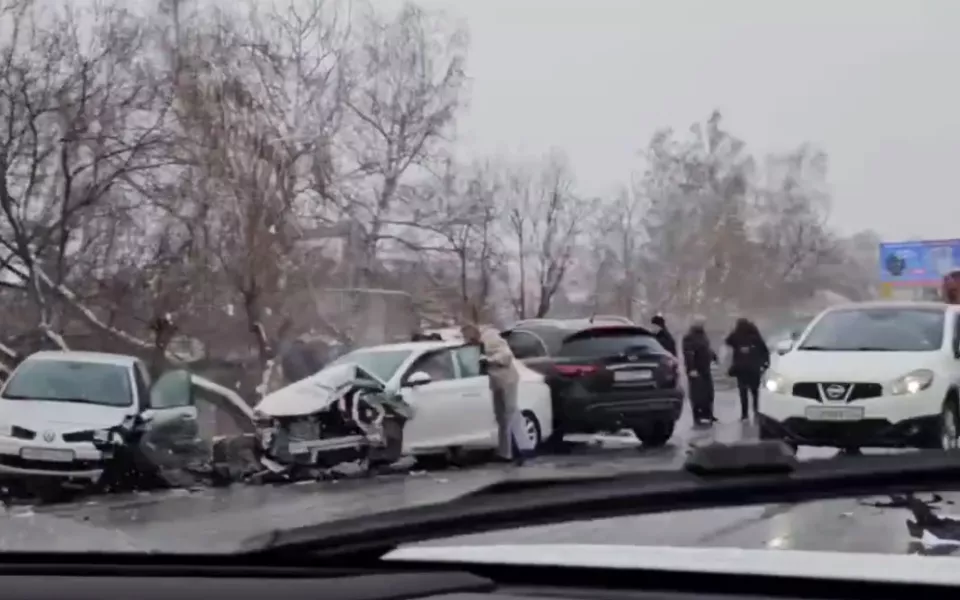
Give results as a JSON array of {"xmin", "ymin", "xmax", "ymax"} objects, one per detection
[{"xmin": 0, "ymin": 554, "xmax": 942, "ymax": 600}]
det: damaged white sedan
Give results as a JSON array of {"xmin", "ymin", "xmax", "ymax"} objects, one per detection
[
  {"xmin": 254, "ymin": 340, "xmax": 553, "ymax": 473},
  {"xmin": 0, "ymin": 350, "xmax": 257, "ymax": 497}
]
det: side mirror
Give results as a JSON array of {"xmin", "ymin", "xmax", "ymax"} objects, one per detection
[
  {"xmin": 775, "ymin": 339, "xmax": 794, "ymax": 356},
  {"xmin": 148, "ymin": 369, "xmax": 194, "ymax": 409},
  {"xmin": 403, "ymin": 371, "xmax": 432, "ymax": 388}
]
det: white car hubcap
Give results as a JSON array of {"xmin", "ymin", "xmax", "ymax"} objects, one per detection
[
  {"xmin": 524, "ymin": 414, "xmax": 539, "ymax": 447},
  {"xmin": 943, "ymin": 409, "xmax": 958, "ymax": 450}
]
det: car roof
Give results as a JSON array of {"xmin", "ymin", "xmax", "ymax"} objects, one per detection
[
  {"xmin": 349, "ymin": 340, "xmax": 463, "ymax": 353},
  {"xmin": 24, "ymin": 350, "xmax": 139, "ymax": 366}
]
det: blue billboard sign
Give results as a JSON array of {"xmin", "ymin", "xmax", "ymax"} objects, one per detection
[{"xmin": 879, "ymin": 239, "xmax": 960, "ymax": 285}]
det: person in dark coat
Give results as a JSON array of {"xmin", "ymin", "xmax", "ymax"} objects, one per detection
[
  {"xmin": 650, "ymin": 314, "xmax": 677, "ymax": 356},
  {"xmin": 682, "ymin": 320, "xmax": 718, "ymax": 426},
  {"xmin": 724, "ymin": 318, "xmax": 770, "ymax": 421}
]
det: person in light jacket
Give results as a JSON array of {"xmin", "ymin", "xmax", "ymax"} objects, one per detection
[{"xmin": 461, "ymin": 322, "xmax": 530, "ymax": 465}]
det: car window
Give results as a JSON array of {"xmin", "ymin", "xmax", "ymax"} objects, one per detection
[
  {"xmin": 1, "ymin": 359, "xmax": 134, "ymax": 407},
  {"xmin": 328, "ymin": 349, "xmax": 413, "ymax": 383},
  {"xmin": 407, "ymin": 350, "xmax": 456, "ymax": 382},
  {"xmin": 453, "ymin": 345, "xmax": 482, "ymax": 378},
  {"xmin": 799, "ymin": 308, "xmax": 945, "ymax": 352},
  {"xmin": 559, "ymin": 330, "xmax": 666, "ymax": 358},
  {"xmin": 504, "ymin": 331, "xmax": 547, "ymax": 359}
]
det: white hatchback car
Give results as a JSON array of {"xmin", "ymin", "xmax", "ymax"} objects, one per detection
[{"xmin": 759, "ymin": 301, "xmax": 960, "ymax": 452}]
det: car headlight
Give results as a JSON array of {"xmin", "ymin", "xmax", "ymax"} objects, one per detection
[
  {"xmin": 93, "ymin": 429, "xmax": 111, "ymax": 443},
  {"xmin": 764, "ymin": 372, "xmax": 790, "ymax": 394},
  {"xmin": 890, "ymin": 369, "xmax": 934, "ymax": 396},
  {"xmin": 0, "ymin": 423, "xmax": 11, "ymax": 437}
]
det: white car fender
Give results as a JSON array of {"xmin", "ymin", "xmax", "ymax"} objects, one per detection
[{"xmin": 516, "ymin": 363, "xmax": 553, "ymax": 442}]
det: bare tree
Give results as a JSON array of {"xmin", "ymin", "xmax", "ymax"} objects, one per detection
[
  {"xmin": 327, "ymin": 2, "xmax": 468, "ymax": 287},
  {"xmin": 168, "ymin": 0, "xmax": 349, "ymax": 391},
  {"xmin": 502, "ymin": 152, "xmax": 595, "ymax": 319},
  {"xmin": 635, "ymin": 112, "xmax": 754, "ymax": 319},
  {"xmin": 751, "ymin": 145, "xmax": 840, "ymax": 307},
  {"xmin": 0, "ymin": 0, "xmax": 174, "ymax": 349}
]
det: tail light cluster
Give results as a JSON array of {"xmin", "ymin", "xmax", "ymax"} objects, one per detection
[
  {"xmin": 659, "ymin": 355, "xmax": 679, "ymax": 385},
  {"xmin": 554, "ymin": 364, "xmax": 598, "ymax": 377}
]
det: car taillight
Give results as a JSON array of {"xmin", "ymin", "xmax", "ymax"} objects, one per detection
[
  {"xmin": 660, "ymin": 356, "xmax": 679, "ymax": 379},
  {"xmin": 554, "ymin": 364, "xmax": 599, "ymax": 377}
]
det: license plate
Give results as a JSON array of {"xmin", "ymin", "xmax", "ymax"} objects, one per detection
[
  {"xmin": 804, "ymin": 406, "xmax": 865, "ymax": 422},
  {"xmin": 20, "ymin": 447, "xmax": 75, "ymax": 462},
  {"xmin": 615, "ymin": 370, "xmax": 652, "ymax": 382}
]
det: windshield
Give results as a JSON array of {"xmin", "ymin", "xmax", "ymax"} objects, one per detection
[
  {"xmin": 1, "ymin": 0, "xmax": 955, "ymax": 560},
  {"xmin": 798, "ymin": 308, "xmax": 945, "ymax": 352},
  {"xmin": 1, "ymin": 360, "xmax": 133, "ymax": 407},
  {"xmin": 327, "ymin": 349, "xmax": 414, "ymax": 383}
]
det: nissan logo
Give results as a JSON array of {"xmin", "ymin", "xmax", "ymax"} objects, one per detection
[
  {"xmin": 825, "ymin": 384, "xmax": 847, "ymax": 400},
  {"xmin": 627, "ymin": 355, "xmax": 638, "ymax": 362},
  {"xmin": 42, "ymin": 430, "xmax": 56, "ymax": 442}
]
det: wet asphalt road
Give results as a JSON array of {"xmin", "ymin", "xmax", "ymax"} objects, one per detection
[{"xmin": 0, "ymin": 390, "xmax": 941, "ymax": 555}]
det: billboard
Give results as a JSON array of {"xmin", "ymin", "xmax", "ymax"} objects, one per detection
[{"xmin": 879, "ymin": 239, "xmax": 960, "ymax": 286}]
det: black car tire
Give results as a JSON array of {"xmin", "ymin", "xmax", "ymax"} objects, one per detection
[
  {"xmin": 521, "ymin": 410, "xmax": 543, "ymax": 450},
  {"xmin": 413, "ymin": 453, "xmax": 450, "ymax": 471},
  {"xmin": 938, "ymin": 400, "xmax": 960, "ymax": 450},
  {"xmin": 369, "ymin": 417, "xmax": 405, "ymax": 468},
  {"xmin": 633, "ymin": 420, "xmax": 675, "ymax": 448}
]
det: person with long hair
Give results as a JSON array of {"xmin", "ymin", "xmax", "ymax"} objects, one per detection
[{"xmin": 724, "ymin": 318, "xmax": 770, "ymax": 421}]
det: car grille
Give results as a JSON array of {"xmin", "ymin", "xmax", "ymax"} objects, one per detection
[{"xmin": 792, "ymin": 382, "xmax": 883, "ymax": 402}]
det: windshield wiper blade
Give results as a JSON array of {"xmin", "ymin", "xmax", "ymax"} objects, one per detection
[{"xmin": 239, "ymin": 444, "xmax": 960, "ymax": 559}]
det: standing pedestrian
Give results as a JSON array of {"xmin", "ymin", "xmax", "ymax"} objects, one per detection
[
  {"xmin": 724, "ymin": 318, "xmax": 770, "ymax": 421},
  {"xmin": 460, "ymin": 321, "xmax": 531, "ymax": 465},
  {"xmin": 682, "ymin": 319, "xmax": 718, "ymax": 426},
  {"xmin": 650, "ymin": 314, "xmax": 677, "ymax": 356}
]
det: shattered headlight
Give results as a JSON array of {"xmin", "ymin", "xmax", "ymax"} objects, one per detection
[{"xmin": 254, "ymin": 411, "xmax": 278, "ymax": 451}]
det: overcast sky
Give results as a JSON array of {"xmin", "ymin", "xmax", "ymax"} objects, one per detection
[{"xmin": 377, "ymin": 0, "xmax": 959, "ymax": 241}]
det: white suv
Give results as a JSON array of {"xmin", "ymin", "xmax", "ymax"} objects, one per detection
[{"xmin": 759, "ymin": 301, "xmax": 960, "ymax": 452}]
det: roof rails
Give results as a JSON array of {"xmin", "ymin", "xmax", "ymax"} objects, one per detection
[
  {"xmin": 587, "ymin": 314, "xmax": 634, "ymax": 325},
  {"xmin": 512, "ymin": 315, "xmax": 635, "ymax": 328}
]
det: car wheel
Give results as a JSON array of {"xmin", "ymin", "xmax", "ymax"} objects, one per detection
[
  {"xmin": 521, "ymin": 410, "xmax": 543, "ymax": 450},
  {"xmin": 413, "ymin": 453, "xmax": 450, "ymax": 471},
  {"xmin": 369, "ymin": 417, "xmax": 404, "ymax": 468},
  {"xmin": 940, "ymin": 401, "xmax": 960, "ymax": 450},
  {"xmin": 633, "ymin": 420, "xmax": 675, "ymax": 448}
]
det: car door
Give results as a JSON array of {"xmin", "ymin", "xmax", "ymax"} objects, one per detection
[
  {"xmin": 138, "ymin": 369, "xmax": 203, "ymax": 471},
  {"xmin": 452, "ymin": 344, "xmax": 497, "ymax": 447},
  {"xmin": 399, "ymin": 348, "xmax": 474, "ymax": 450}
]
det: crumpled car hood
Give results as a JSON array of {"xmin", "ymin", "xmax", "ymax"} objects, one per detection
[{"xmin": 254, "ymin": 363, "xmax": 381, "ymax": 417}]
